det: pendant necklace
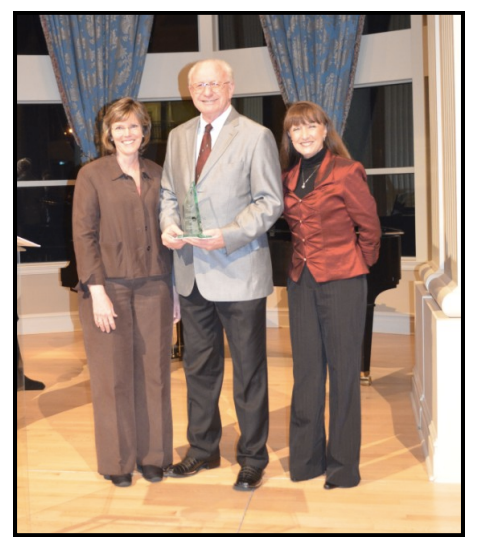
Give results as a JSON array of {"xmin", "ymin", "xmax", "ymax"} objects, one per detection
[{"xmin": 300, "ymin": 164, "xmax": 321, "ymax": 189}]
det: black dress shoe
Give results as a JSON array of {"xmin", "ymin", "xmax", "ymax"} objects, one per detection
[
  {"xmin": 137, "ymin": 464, "xmax": 164, "ymax": 483},
  {"xmin": 233, "ymin": 465, "xmax": 264, "ymax": 491},
  {"xmin": 324, "ymin": 481, "xmax": 358, "ymax": 490},
  {"xmin": 164, "ymin": 455, "xmax": 220, "ymax": 477},
  {"xmin": 104, "ymin": 473, "xmax": 132, "ymax": 487}
]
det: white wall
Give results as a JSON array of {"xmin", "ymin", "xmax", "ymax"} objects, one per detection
[{"xmin": 411, "ymin": 15, "xmax": 461, "ymax": 483}]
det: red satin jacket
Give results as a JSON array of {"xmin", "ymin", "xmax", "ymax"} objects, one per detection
[{"xmin": 283, "ymin": 150, "xmax": 381, "ymax": 283}]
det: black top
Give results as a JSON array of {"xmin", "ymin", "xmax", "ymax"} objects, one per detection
[{"xmin": 294, "ymin": 147, "xmax": 327, "ymax": 199}]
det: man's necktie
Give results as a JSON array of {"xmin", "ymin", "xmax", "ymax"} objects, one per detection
[{"xmin": 195, "ymin": 123, "xmax": 213, "ymax": 183}]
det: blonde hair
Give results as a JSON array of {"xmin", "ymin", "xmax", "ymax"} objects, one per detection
[
  {"xmin": 188, "ymin": 59, "xmax": 234, "ymax": 86},
  {"xmin": 101, "ymin": 97, "xmax": 151, "ymax": 154},
  {"xmin": 280, "ymin": 101, "xmax": 350, "ymax": 170}
]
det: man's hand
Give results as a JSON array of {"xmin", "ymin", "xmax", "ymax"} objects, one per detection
[
  {"xmin": 186, "ymin": 229, "xmax": 225, "ymax": 251},
  {"xmin": 162, "ymin": 224, "xmax": 187, "ymax": 250}
]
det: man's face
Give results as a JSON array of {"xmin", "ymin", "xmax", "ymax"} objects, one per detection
[{"xmin": 189, "ymin": 62, "xmax": 234, "ymax": 123}]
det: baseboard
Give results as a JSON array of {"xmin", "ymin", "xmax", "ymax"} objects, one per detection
[
  {"xmin": 17, "ymin": 312, "xmax": 81, "ymax": 335},
  {"xmin": 18, "ymin": 308, "xmax": 413, "ymax": 335},
  {"xmin": 373, "ymin": 311, "xmax": 414, "ymax": 334},
  {"xmin": 266, "ymin": 307, "xmax": 289, "ymax": 328},
  {"xmin": 410, "ymin": 381, "xmax": 434, "ymax": 481},
  {"xmin": 267, "ymin": 307, "xmax": 413, "ymax": 334}
]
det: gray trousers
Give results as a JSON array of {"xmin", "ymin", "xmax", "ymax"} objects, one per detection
[
  {"xmin": 288, "ymin": 267, "xmax": 367, "ymax": 486},
  {"xmin": 79, "ymin": 276, "xmax": 173, "ymax": 476}
]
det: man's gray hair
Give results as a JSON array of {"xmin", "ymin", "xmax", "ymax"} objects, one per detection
[{"xmin": 188, "ymin": 59, "xmax": 234, "ymax": 85}]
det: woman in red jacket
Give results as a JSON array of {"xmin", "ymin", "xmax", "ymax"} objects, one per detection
[{"xmin": 281, "ymin": 101, "xmax": 381, "ymax": 489}]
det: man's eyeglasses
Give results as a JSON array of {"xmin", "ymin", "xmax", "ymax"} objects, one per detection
[
  {"xmin": 190, "ymin": 81, "xmax": 231, "ymax": 93},
  {"xmin": 111, "ymin": 124, "xmax": 141, "ymax": 135}
]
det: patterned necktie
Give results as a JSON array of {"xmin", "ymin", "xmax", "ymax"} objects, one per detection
[{"xmin": 195, "ymin": 123, "xmax": 213, "ymax": 183}]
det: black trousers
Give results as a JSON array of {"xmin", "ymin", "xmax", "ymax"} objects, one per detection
[
  {"xmin": 288, "ymin": 268, "xmax": 367, "ymax": 486},
  {"xmin": 179, "ymin": 283, "xmax": 269, "ymax": 468}
]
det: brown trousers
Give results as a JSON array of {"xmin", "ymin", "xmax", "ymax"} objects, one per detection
[{"xmin": 79, "ymin": 276, "xmax": 173, "ymax": 476}]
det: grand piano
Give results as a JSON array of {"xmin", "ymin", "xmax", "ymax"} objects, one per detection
[{"xmin": 267, "ymin": 218, "xmax": 403, "ymax": 384}]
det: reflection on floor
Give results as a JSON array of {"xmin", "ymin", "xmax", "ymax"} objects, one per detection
[{"xmin": 17, "ymin": 329, "xmax": 461, "ymax": 534}]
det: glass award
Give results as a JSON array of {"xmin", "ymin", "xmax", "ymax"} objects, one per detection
[{"xmin": 178, "ymin": 182, "xmax": 211, "ymax": 238}]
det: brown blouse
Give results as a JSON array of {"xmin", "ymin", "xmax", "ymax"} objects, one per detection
[{"xmin": 73, "ymin": 155, "xmax": 171, "ymax": 288}]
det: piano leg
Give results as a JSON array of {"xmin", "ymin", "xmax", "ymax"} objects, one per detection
[
  {"xmin": 361, "ymin": 302, "xmax": 375, "ymax": 385},
  {"xmin": 171, "ymin": 320, "xmax": 184, "ymax": 361}
]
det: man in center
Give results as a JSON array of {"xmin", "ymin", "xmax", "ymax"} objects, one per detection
[{"xmin": 160, "ymin": 59, "xmax": 283, "ymax": 490}]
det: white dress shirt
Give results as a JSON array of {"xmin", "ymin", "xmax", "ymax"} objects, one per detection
[{"xmin": 195, "ymin": 105, "xmax": 233, "ymax": 161}]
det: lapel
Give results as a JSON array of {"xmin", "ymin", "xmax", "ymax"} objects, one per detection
[
  {"xmin": 284, "ymin": 163, "xmax": 301, "ymax": 193},
  {"xmin": 183, "ymin": 117, "xmax": 199, "ymax": 187},
  {"xmin": 313, "ymin": 150, "xmax": 336, "ymax": 189},
  {"xmin": 196, "ymin": 107, "xmax": 240, "ymax": 189}
]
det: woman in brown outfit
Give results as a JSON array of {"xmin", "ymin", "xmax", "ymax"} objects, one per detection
[{"xmin": 73, "ymin": 98, "xmax": 179, "ymax": 487}]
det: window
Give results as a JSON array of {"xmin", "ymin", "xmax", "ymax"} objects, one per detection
[
  {"xmin": 17, "ymin": 100, "xmax": 198, "ymax": 263},
  {"xmin": 16, "ymin": 14, "xmax": 48, "ymax": 55},
  {"xmin": 16, "ymin": 14, "xmax": 200, "ymax": 55},
  {"xmin": 17, "ymin": 84, "xmax": 416, "ymax": 261},
  {"xmin": 232, "ymin": 90, "xmax": 416, "ymax": 256},
  {"xmin": 218, "ymin": 15, "xmax": 266, "ymax": 50},
  {"xmin": 148, "ymin": 15, "xmax": 198, "ymax": 53},
  {"xmin": 366, "ymin": 173, "xmax": 416, "ymax": 256},
  {"xmin": 16, "ymin": 96, "xmax": 284, "ymax": 263},
  {"xmin": 344, "ymin": 84, "xmax": 413, "ymax": 168},
  {"xmin": 362, "ymin": 15, "xmax": 411, "ymax": 35},
  {"xmin": 231, "ymin": 95, "xmax": 284, "ymax": 146},
  {"xmin": 17, "ymin": 104, "xmax": 81, "ymax": 181},
  {"xmin": 17, "ymin": 186, "xmax": 74, "ymax": 263},
  {"xmin": 344, "ymin": 83, "xmax": 415, "ymax": 255},
  {"xmin": 142, "ymin": 100, "xmax": 199, "ymax": 164},
  {"xmin": 18, "ymin": 15, "xmax": 421, "ymax": 263}
]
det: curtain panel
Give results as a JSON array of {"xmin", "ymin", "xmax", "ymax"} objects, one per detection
[
  {"xmin": 40, "ymin": 15, "xmax": 153, "ymax": 162},
  {"xmin": 259, "ymin": 15, "xmax": 364, "ymax": 135}
]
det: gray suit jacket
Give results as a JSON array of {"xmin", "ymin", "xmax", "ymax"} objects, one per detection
[{"xmin": 160, "ymin": 107, "xmax": 283, "ymax": 301}]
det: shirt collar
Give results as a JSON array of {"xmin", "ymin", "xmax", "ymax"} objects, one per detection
[
  {"xmin": 199, "ymin": 104, "xmax": 232, "ymax": 133},
  {"xmin": 109, "ymin": 154, "xmax": 151, "ymax": 181}
]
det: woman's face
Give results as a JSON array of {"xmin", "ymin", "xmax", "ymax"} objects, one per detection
[
  {"xmin": 110, "ymin": 113, "xmax": 143, "ymax": 157},
  {"xmin": 288, "ymin": 121, "xmax": 327, "ymax": 159}
]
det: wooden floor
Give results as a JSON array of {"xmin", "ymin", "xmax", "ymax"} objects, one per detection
[{"xmin": 17, "ymin": 328, "xmax": 461, "ymax": 534}]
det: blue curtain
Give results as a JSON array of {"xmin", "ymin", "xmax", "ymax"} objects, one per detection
[
  {"xmin": 40, "ymin": 15, "xmax": 154, "ymax": 162},
  {"xmin": 259, "ymin": 15, "xmax": 364, "ymax": 135}
]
